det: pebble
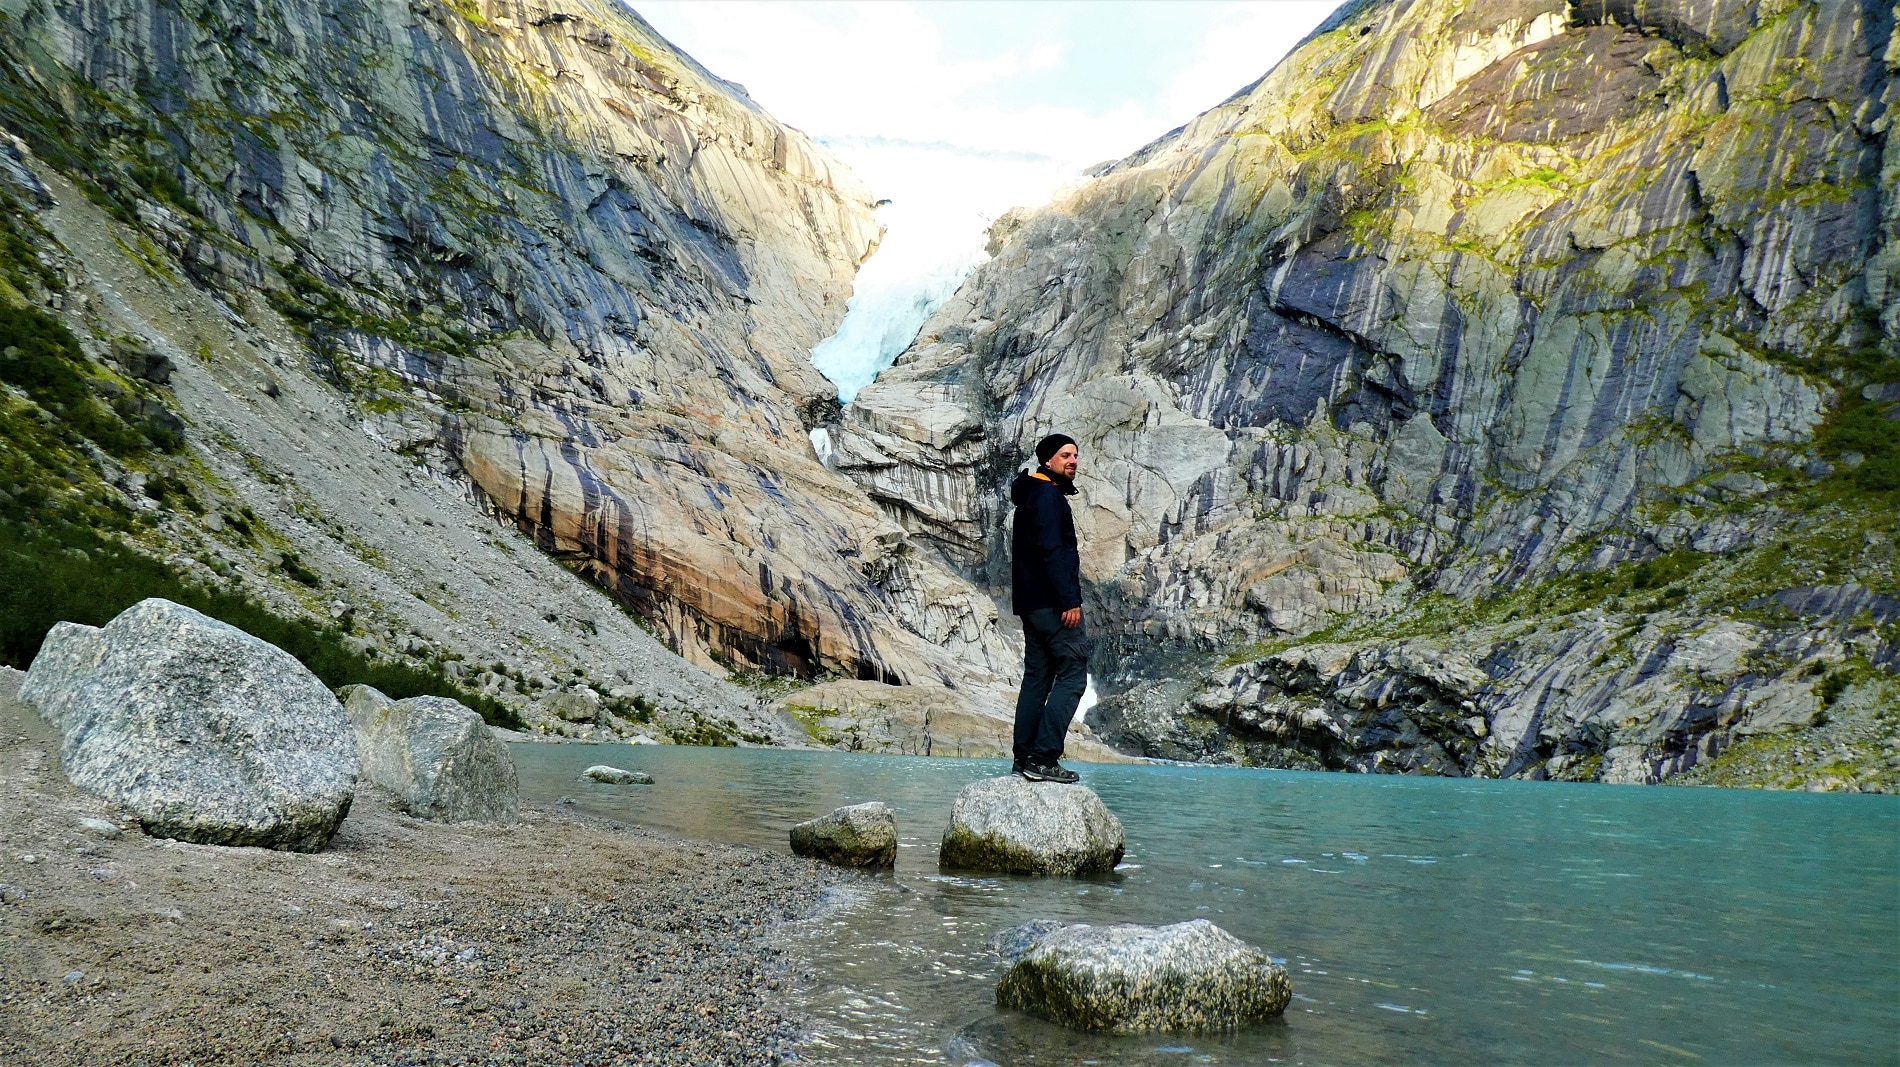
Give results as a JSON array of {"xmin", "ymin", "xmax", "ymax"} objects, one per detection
[
  {"xmin": 0, "ymin": 883, "xmax": 24, "ymax": 904},
  {"xmin": 77, "ymin": 818, "xmax": 122, "ymax": 839},
  {"xmin": 61, "ymin": 972, "xmax": 84, "ymax": 985}
]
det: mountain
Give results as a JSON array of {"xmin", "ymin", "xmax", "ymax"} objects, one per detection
[
  {"xmin": 0, "ymin": 0, "xmax": 1013, "ymax": 742},
  {"xmin": 832, "ymin": 0, "xmax": 1899, "ymax": 788}
]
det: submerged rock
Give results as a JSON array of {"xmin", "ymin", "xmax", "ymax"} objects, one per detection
[
  {"xmin": 789, "ymin": 802, "xmax": 897, "ymax": 868},
  {"xmin": 995, "ymin": 919, "xmax": 1290, "ymax": 1033},
  {"xmin": 19, "ymin": 599, "xmax": 357, "ymax": 852},
  {"xmin": 989, "ymin": 919, "xmax": 1068, "ymax": 964},
  {"xmin": 341, "ymin": 685, "xmax": 519, "ymax": 822},
  {"xmin": 581, "ymin": 765, "xmax": 654, "ymax": 785},
  {"xmin": 939, "ymin": 777, "xmax": 1123, "ymax": 876}
]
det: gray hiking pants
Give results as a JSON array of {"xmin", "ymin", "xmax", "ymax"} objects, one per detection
[{"xmin": 1012, "ymin": 608, "xmax": 1089, "ymax": 767}]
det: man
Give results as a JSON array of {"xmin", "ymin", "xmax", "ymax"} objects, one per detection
[{"xmin": 1008, "ymin": 433, "xmax": 1087, "ymax": 784}]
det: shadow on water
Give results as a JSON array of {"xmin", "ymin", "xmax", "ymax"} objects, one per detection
[{"xmin": 512, "ymin": 744, "xmax": 1900, "ymax": 1066}]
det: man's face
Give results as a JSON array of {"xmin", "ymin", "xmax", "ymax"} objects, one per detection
[{"xmin": 1049, "ymin": 443, "xmax": 1079, "ymax": 479}]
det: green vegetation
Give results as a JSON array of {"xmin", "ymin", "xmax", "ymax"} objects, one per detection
[
  {"xmin": 0, "ymin": 55, "xmax": 209, "ymax": 229},
  {"xmin": 0, "ymin": 222, "xmax": 516, "ymax": 729},
  {"xmin": 1221, "ymin": 471, "xmax": 1897, "ymax": 676},
  {"xmin": 1674, "ymin": 673, "xmax": 1900, "ymax": 792},
  {"xmin": 1733, "ymin": 301, "xmax": 1900, "ymax": 492},
  {"xmin": 1330, "ymin": 548, "xmax": 1715, "ymax": 648},
  {"xmin": 1815, "ymin": 384, "xmax": 1900, "ymax": 492},
  {"xmin": 0, "ymin": 515, "xmax": 521, "ymax": 729},
  {"xmin": 0, "ymin": 192, "xmax": 61, "ymax": 299},
  {"xmin": 442, "ymin": 0, "xmax": 489, "ymax": 27},
  {"xmin": 726, "ymin": 669, "xmax": 810, "ymax": 700},
  {"xmin": 783, "ymin": 701, "xmax": 842, "ymax": 747},
  {"xmin": 0, "ymin": 301, "xmax": 182, "ymax": 455},
  {"xmin": 276, "ymin": 549, "xmax": 323, "ymax": 588},
  {"xmin": 268, "ymin": 265, "xmax": 478, "ymax": 374},
  {"xmin": 666, "ymin": 711, "xmax": 737, "ymax": 747}
]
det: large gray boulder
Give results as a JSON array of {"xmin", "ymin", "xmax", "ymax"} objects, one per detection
[
  {"xmin": 340, "ymin": 685, "xmax": 518, "ymax": 823},
  {"xmin": 995, "ymin": 919, "xmax": 1291, "ymax": 1033},
  {"xmin": 19, "ymin": 599, "xmax": 357, "ymax": 851},
  {"xmin": 789, "ymin": 802, "xmax": 897, "ymax": 868},
  {"xmin": 939, "ymin": 776, "xmax": 1123, "ymax": 876}
]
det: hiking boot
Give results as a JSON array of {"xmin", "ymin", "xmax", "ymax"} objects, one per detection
[
  {"xmin": 1022, "ymin": 762, "xmax": 1079, "ymax": 784},
  {"xmin": 1011, "ymin": 759, "xmax": 1030, "ymax": 779}
]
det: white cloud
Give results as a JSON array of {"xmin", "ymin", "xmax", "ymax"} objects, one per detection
[
  {"xmin": 1164, "ymin": 2, "xmax": 1342, "ymax": 120},
  {"xmin": 636, "ymin": 1, "xmax": 1340, "ymax": 169},
  {"xmin": 643, "ymin": 5, "xmax": 1023, "ymax": 140}
]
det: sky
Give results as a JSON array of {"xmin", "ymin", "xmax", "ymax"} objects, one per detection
[
  {"xmin": 635, "ymin": 1, "xmax": 1341, "ymax": 170},
  {"xmin": 630, "ymin": 1, "xmax": 1342, "ymax": 402}
]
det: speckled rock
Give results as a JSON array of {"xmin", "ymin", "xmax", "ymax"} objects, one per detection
[
  {"xmin": 995, "ymin": 919, "xmax": 1291, "ymax": 1033},
  {"xmin": 19, "ymin": 599, "xmax": 357, "ymax": 851},
  {"xmin": 788, "ymin": 802, "xmax": 897, "ymax": 868},
  {"xmin": 939, "ymin": 777, "xmax": 1123, "ymax": 876},
  {"xmin": 341, "ymin": 685, "xmax": 518, "ymax": 823},
  {"xmin": 581, "ymin": 765, "xmax": 654, "ymax": 785}
]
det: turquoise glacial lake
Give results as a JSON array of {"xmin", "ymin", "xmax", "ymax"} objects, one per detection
[{"xmin": 511, "ymin": 745, "xmax": 1899, "ymax": 1065}]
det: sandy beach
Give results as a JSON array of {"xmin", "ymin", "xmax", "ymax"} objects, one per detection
[{"xmin": 0, "ymin": 688, "xmax": 842, "ymax": 1066}]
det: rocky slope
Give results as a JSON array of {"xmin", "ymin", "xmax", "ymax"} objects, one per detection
[
  {"xmin": 835, "ymin": 0, "xmax": 1899, "ymax": 788},
  {"xmin": 0, "ymin": 0, "xmax": 1016, "ymax": 739}
]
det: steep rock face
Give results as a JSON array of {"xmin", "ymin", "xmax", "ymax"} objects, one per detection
[
  {"xmin": 837, "ymin": 0, "xmax": 1897, "ymax": 783},
  {"xmin": 0, "ymin": 0, "xmax": 1012, "ymax": 688}
]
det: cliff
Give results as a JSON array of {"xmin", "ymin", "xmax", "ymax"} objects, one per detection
[
  {"xmin": 0, "ymin": 0, "xmax": 1012, "ymax": 741},
  {"xmin": 835, "ymin": 0, "xmax": 1899, "ymax": 787}
]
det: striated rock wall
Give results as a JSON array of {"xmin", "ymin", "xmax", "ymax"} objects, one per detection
[
  {"xmin": 835, "ymin": 0, "xmax": 1898, "ymax": 785},
  {"xmin": 0, "ymin": 0, "xmax": 1015, "ymax": 690}
]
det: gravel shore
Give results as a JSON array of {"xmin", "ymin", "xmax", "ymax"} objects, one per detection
[{"xmin": 0, "ymin": 688, "xmax": 842, "ymax": 1065}]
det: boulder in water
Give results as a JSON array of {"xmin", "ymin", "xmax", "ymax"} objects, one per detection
[
  {"xmin": 341, "ymin": 685, "xmax": 519, "ymax": 822},
  {"xmin": 19, "ymin": 599, "xmax": 357, "ymax": 852},
  {"xmin": 939, "ymin": 776, "xmax": 1123, "ymax": 876},
  {"xmin": 995, "ymin": 919, "xmax": 1291, "ymax": 1033},
  {"xmin": 581, "ymin": 764, "xmax": 653, "ymax": 785},
  {"xmin": 789, "ymin": 802, "xmax": 897, "ymax": 868}
]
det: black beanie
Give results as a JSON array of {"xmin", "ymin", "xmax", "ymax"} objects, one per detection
[{"xmin": 1035, "ymin": 433, "xmax": 1076, "ymax": 466}]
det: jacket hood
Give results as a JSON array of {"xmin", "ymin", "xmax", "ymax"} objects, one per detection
[
  {"xmin": 1011, "ymin": 467, "xmax": 1075, "ymax": 504},
  {"xmin": 1009, "ymin": 469, "xmax": 1038, "ymax": 506}
]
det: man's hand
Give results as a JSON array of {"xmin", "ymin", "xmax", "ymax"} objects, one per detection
[{"xmin": 1061, "ymin": 607, "xmax": 1081, "ymax": 628}]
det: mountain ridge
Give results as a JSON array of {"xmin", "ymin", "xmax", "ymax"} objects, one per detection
[
  {"xmin": 832, "ymin": 0, "xmax": 1899, "ymax": 788},
  {"xmin": 0, "ymin": 0, "xmax": 1014, "ymax": 742}
]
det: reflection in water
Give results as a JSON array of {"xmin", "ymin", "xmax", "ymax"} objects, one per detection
[{"xmin": 513, "ymin": 745, "xmax": 1900, "ymax": 1066}]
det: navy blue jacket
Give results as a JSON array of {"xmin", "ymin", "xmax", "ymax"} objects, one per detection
[{"xmin": 1010, "ymin": 468, "xmax": 1081, "ymax": 614}]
